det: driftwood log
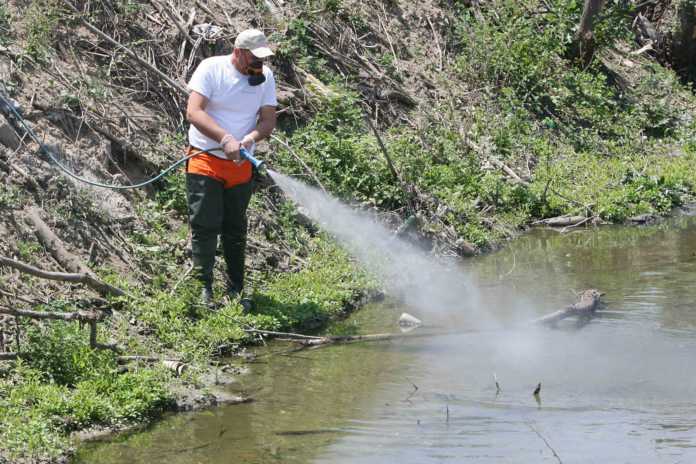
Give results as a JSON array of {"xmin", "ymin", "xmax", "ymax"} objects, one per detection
[
  {"xmin": 533, "ymin": 289, "xmax": 602, "ymax": 326},
  {"xmin": 117, "ymin": 356, "xmax": 188, "ymax": 376}
]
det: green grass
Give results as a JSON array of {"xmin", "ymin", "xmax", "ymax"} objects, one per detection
[
  {"xmin": 0, "ymin": 234, "xmax": 374, "ymax": 460},
  {"xmin": 24, "ymin": 0, "xmax": 62, "ymax": 62},
  {"xmin": 0, "ymin": 322, "xmax": 173, "ymax": 460},
  {"xmin": 0, "ymin": 3, "xmax": 11, "ymax": 45},
  {"xmin": 254, "ymin": 237, "xmax": 375, "ymax": 330}
]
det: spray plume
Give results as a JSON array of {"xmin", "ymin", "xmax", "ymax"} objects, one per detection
[{"xmin": 269, "ymin": 171, "xmax": 495, "ymax": 327}]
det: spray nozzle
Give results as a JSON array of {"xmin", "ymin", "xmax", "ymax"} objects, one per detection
[{"xmin": 240, "ymin": 147, "xmax": 268, "ymax": 176}]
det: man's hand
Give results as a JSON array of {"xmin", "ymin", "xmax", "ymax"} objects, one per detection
[
  {"xmin": 241, "ymin": 134, "xmax": 256, "ymax": 150},
  {"xmin": 222, "ymin": 136, "xmax": 242, "ymax": 163}
]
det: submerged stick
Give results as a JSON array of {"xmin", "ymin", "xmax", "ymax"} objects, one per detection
[
  {"xmin": 277, "ymin": 329, "xmax": 478, "ymax": 347},
  {"xmin": 274, "ymin": 290, "xmax": 604, "ymax": 350},
  {"xmin": 527, "ymin": 422, "xmax": 562, "ymax": 463}
]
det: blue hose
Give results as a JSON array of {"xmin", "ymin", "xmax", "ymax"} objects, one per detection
[
  {"xmin": 0, "ymin": 81, "xmax": 267, "ymax": 190},
  {"xmin": 240, "ymin": 147, "xmax": 267, "ymax": 174}
]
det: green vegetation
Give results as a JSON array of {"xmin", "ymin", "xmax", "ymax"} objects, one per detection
[
  {"xmin": 0, "ymin": 321, "xmax": 172, "ymax": 460},
  {"xmin": 24, "ymin": 0, "xmax": 62, "ymax": 62},
  {"xmin": 0, "ymin": 231, "xmax": 374, "ymax": 459},
  {"xmin": 0, "ymin": 3, "xmax": 11, "ymax": 45},
  {"xmin": 272, "ymin": 0, "xmax": 696, "ymax": 247}
]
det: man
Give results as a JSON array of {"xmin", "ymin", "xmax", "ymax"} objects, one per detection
[{"xmin": 185, "ymin": 28, "xmax": 277, "ymax": 307}]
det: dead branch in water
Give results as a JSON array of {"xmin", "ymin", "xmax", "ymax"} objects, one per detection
[
  {"xmin": 533, "ymin": 289, "xmax": 602, "ymax": 326},
  {"xmin": 273, "ymin": 328, "xmax": 494, "ymax": 347},
  {"xmin": 269, "ymin": 290, "xmax": 604, "ymax": 350},
  {"xmin": 533, "ymin": 215, "xmax": 589, "ymax": 227}
]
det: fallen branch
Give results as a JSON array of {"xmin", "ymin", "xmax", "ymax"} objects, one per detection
[
  {"xmin": 280, "ymin": 331, "xmax": 440, "ymax": 346},
  {"xmin": 0, "ymin": 305, "xmax": 104, "ymax": 322},
  {"xmin": 559, "ymin": 216, "xmax": 594, "ymax": 233},
  {"xmin": 274, "ymin": 290, "xmax": 604, "ymax": 349},
  {"xmin": 527, "ymin": 421, "xmax": 563, "ymax": 464},
  {"xmin": 117, "ymin": 355, "xmax": 188, "ymax": 375},
  {"xmin": 23, "ymin": 208, "xmax": 127, "ymax": 297},
  {"xmin": 534, "ymin": 289, "xmax": 602, "ymax": 326},
  {"xmin": 0, "ymin": 287, "xmax": 37, "ymax": 305},
  {"xmin": 363, "ymin": 112, "xmax": 416, "ymax": 214},
  {"xmin": 0, "ymin": 255, "xmax": 126, "ymax": 298},
  {"xmin": 489, "ymin": 157, "xmax": 530, "ymax": 186},
  {"xmin": 534, "ymin": 215, "xmax": 588, "ymax": 227},
  {"xmin": 26, "ymin": 206, "xmax": 88, "ymax": 273},
  {"xmin": 244, "ymin": 328, "xmax": 323, "ymax": 340},
  {"xmin": 0, "ymin": 157, "xmax": 41, "ymax": 191},
  {"xmin": 150, "ymin": 0, "xmax": 194, "ymax": 45}
]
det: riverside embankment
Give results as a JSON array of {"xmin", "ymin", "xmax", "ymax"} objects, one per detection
[{"xmin": 2, "ymin": 0, "xmax": 696, "ymax": 461}]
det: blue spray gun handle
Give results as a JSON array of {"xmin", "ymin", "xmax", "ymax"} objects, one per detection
[{"xmin": 240, "ymin": 147, "xmax": 267, "ymax": 174}]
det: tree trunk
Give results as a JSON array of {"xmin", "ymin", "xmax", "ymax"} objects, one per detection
[{"xmin": 571, "ymin": 0, "xmax": 607, "ymax": 62}]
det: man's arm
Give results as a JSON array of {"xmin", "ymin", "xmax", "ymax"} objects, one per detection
[
  {"xmin": 241, "ymin": 106, "xmax": 277, "ymax": 149},
  {"xmin": 186, "ymin": 91, "xmax": 241, "ymax": 160}
]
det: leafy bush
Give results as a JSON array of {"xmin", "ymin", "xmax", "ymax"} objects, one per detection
[
  {"xmin": 1, "ymin": 355, "xmax": 171, "ymax": 459},
  {"xmin": 24, "ymin": 321, "xmax": 116, "ymax": 386},
  {"xmin": 24, "ymin": 0, "xmax": 62, "ymax": 62},
  {"xmin": 156, "ymin": 169, "xmax": 188, "ymax": 217},
  {"xmin": 273, "ymin": 93, "xmax": 403, "ymax": 208}
]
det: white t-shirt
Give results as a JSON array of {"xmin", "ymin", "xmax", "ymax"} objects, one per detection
[{"xmin": 187, "ymin": 55, "xmax": 277, "ymax": 159}]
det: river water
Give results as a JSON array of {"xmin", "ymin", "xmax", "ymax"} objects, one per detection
[{"xmin": 75, "ymin": 209, "xmax": 696, "ymax": 463}]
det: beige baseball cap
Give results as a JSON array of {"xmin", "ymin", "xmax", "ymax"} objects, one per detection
[{"xmin": 234, "ymin": 29, "xmax": 274, "ymax": 58}]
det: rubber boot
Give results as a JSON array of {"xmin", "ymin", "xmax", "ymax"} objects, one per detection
[
  {"xmin": 187, "ymin": 173, "xmax": 224, "ymax": 296},
  {"xmin": 221, "ymin": 181, "xmax": 253, "ymax": 295}
]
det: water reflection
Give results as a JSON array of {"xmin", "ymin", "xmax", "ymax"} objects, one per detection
[{"xmin": 76, "ymin": 209, "xmax": 696, "ymax": 463}]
